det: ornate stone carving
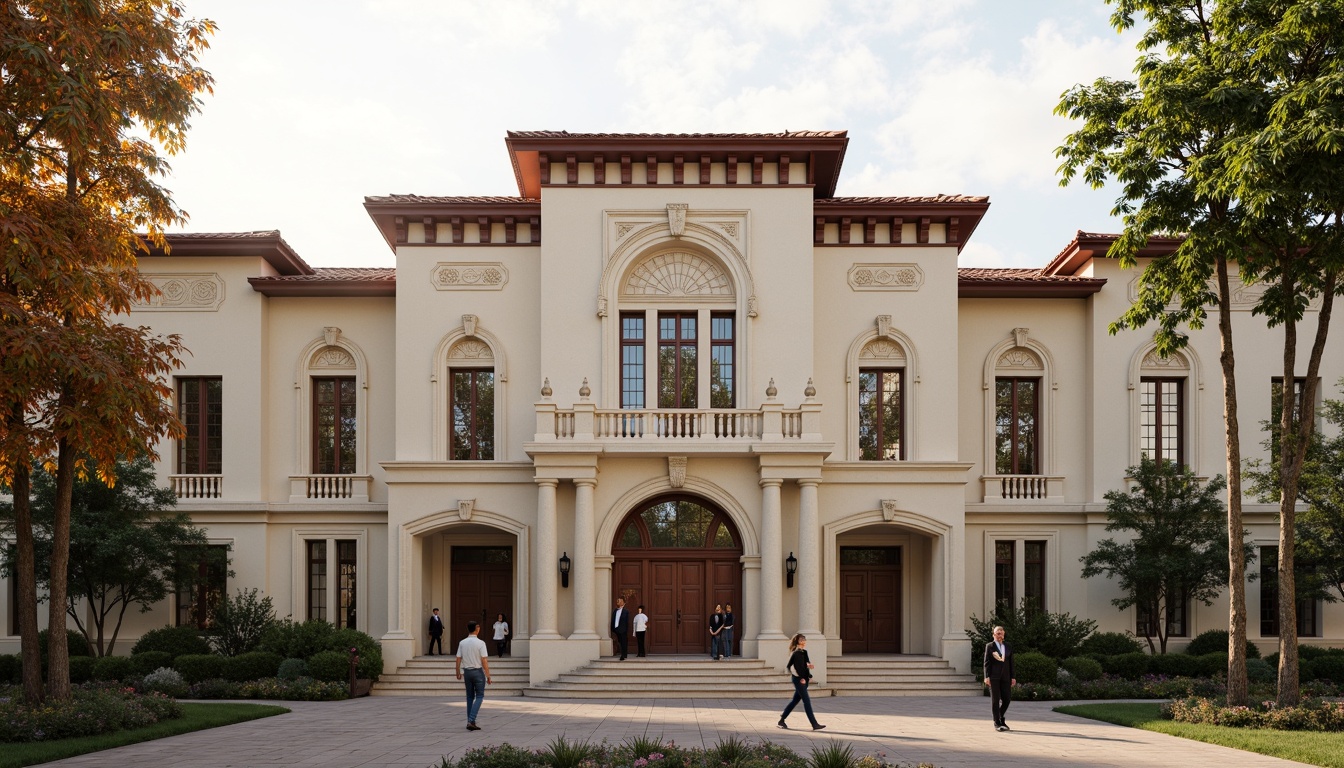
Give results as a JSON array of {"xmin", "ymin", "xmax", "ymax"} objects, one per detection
[
  {"xmin": 447, "ymin": 340, "xmax": 493, "ymax": 361},
  {"xmin": 668, "ymin": 457, "xmax": 687, "ymax": 489},
  {"xmin": 541, "ymin": 378, "xmax": 553, "ymax": 398},
  {"xmin": 1012, "ymin": 327, "xmax": 1030, "ymax": 348},
  {"xmin": 623, "ymin": 251, "xmax": 732, "ymax": 297},
  {"xmin": 579, "ymin": 377, "xmax": 591, "ymax": 399},
  {"xmin": 747, "ymin": 295, "xmax": 758, "ymax": 317},
  {"xmin": 881, "ymin": 499, "xmax": 899, "ymax": 522},
  {"xmin": 804, "ymin": 378, "xmax": 816, "ymax": 398},
  {"xmin": 997, "ymin": 349, "xmax": 1042, "ymax": 369},
  {"xmin": 766, "ymin": 378, "xmax": 778, "ymax": 399},
  {"xmin": 458, "ymin": 499, "xmax": 475, "ymax": 521},
  {"xmin": 616, "ymin": 223, "xmax": 636, "ymax": 239},
  {"xmin": 847, "ymin": 263, "xmax": 924, "ymax": 291},
  {"xmin": 133, "ymin": 273, "xmax": 226, "ymax": 311},
  {"xmin": 462, "ymin": 314, "xmax": 478, "ymax": 337},
  {"xmin": 876, "ymin": 315, "xmax": 892, "ymax": 338},
  {"xmin": 667, "ymin": 203, "xmax": 688, "ymax": 238},
  {"xmin": 1142, "ymin": 350, "xmax": 1188, "ymax": 369},
  {"xmin": 861, "ymin": 339, "xmax": 906, "ymax": 362},
  {"xmin": 431, "ymin": 262, "xmax": 508, "ymax": 290},
  {"xmin": 323, "ymin": 327, "xmax": 341, "ymax": 347},
  {"xmin": 312, "ymin": 346, "xmax": 356, "ymax": 369},
  {"xmin": 718, "ymin": 222, "xmax": 738, "ymax": 238}
]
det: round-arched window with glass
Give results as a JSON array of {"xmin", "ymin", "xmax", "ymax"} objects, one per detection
[{"xmin": 616, "ymin": 497, "xmax": 739, "ymax": 549}]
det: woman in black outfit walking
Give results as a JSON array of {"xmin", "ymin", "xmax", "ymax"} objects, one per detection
[{"xmin": 778, "ymin": 633, "xmax": 825, "ymax": 730}]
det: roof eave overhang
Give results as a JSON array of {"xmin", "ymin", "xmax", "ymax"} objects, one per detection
[
  {"xmin": 958, "ymin": 278, "xmax": 1107, "ymax": 298},
  {"xmin": 813, "ymin": 199, "xmax": 991, "ymax": 253},
  {"xmin": 142, "ymin": 233, "xmax": 312, "ymax": 276},
  {"xmin": 1044, "ymin": 233, "xmax": 1184, "ymax": 276},
  {"xmin": 362, "ymin": 199, "xmax": 542, "ymax": 253},
  {"xmin": 248, "ymin": 277, "xmax": 397, "ymax": 298}
]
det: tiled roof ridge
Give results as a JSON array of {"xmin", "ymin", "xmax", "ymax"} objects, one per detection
[
  {"xmin": 253, "ymin": 268, "xmax": 395, "ymax": 282},
  {"xmin": 959, "ymin": 268, "xmax": 1103, "ymax": 283},
  {"xmin": 164, "ymin": 230, "xmax": 283, "ymax": 239},
  {"xmin": 364, "ymin": 195, "xmax": 539, "ymax": 204},
  {"xmin": 507, "ymin": 130, "xmax": 847, "ymax": 139},
  {"xmin": 817, "ymin": 195, "xmax": 989, "ymax": 204}
]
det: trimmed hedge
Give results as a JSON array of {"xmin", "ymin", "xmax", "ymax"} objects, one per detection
[
  {"xmin": 131, "ymin": 650, "xmax": 175, "ymax": 676},
  {"xmin": 1196, "ymin": 652, "xmax": 1228, "ymax": 678},
  {"xmin": 0, "ymin": 653, "xmax": 20, "ymax": 684},
  {"xmin": 1014, "ymin": 651, "xmax": 1058, "ymax": 685},
  {"xmin": 68, "ymin": 655, "xmax": 95, "ymax": 684},
  {"xmin": 1245, "ymin": 657, "xmax": 1275, "ymax": 684},
  {"xmin": 1312, "ymin": 655, "xmax": 1344, "ymax": 685},
  {"xmin": 1061, "ymin": 656, "xmax": 1103, "ymax": 681},
  {"xmin": 174, "ymin": 653, "xmax": 225, "ymax": 684},
  {"xmin": 1150, "ymin": 652, "xmax": 1203, "ymax": 678},
  {"xmin": 327, "ymin": 628, "xmax": 382, "ymax": 681},
  {"xmin": 277, "ymin": 657, "xmax": 309, "ymax": 681},
  {"xmin": 225, "ymin": 651, "xmax": 284, "ymax": 682},
  {"xmin": 92, "ymin": 654, "xmax": 134, "ymax": 682},
  {"xmin": 131, "ymin": 626, "xmax": 212, "ymax": 659},
  {"xmin": 38, "ymin": 628, "xmax": 92, "ymax": 661},
  {"xmin": 1104, "ymin": 652, "xmax": 1151, "ymax": 680},
  {"xmin": 306, "ymin": 650, "xmax": 350, "ymax": 683},
  {"xmin": 259, "ymin": 619, "xmax": 334, "ymax": 661},
  {"xmin": 1184, "ymin": 628, "xmax": 1260, "ymax": 659},
  {"xmin": 1079, "ymin": 631, "xmax": 1145, "ymax": 656}
]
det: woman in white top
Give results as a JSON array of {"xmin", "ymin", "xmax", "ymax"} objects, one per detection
[
  {"xmin": 493, "ymin": 613, "xmax": 509, "ymax": 656},
  {"xmin": 633, "ymin": 605, "xmax": 649, "ymax": 657}
]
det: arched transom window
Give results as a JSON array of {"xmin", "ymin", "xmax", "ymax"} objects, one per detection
[
  {"xmin": 447, "ymin": 338, "xmax": 495, "ymax": 460},
  {"xmin": 617, "ymin": 498, "xmax": 739, "ymax": 549}
]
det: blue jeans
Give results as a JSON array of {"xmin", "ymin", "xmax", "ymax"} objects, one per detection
[
  {"xmin": 781, "ymin": 676, "xmax": 818, "ymax": 726},
  {"xmin": 723, "ymin": 627, "xmax": 734, "ymax": 657},
  {"xmin": 463, "ymin": 668, "xmax": 486, "ymax": 723},
  {"xmin": 711, "ymin": 634, "xmax": 725, "ymax": 659}
]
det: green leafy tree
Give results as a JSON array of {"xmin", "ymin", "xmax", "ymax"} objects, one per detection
[
  {"xmin": 0, "ymin": 456, "xmax": 226, "ymax": 657},
  {"xmin": 1056, "ymin": 0, "xmax": 1344, "ymax": 704},
  {"xmin": 0, "ymin": 1, "xmax": 214, "ymax": 702},
  {"xmin": 211, "ymin": 588, "xmax": 278, "ymax": 657},
  {"xmin": 1080, "ymin": 457, "xmax": 1247, "ymax": 654}
]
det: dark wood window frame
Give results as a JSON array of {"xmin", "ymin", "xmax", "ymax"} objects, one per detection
[
  {"xmin": 312, "ymin": 376, "xmax": 357, "ymax": 474},
  {"xmin": 1023, "ymin": 540, "xmax": 1046, "ymax": 614},
  {"xmin": 1140, "ymin": 377, "xmax": 1184, "ymax": 466},
  {"xmin": 1259, "ymin": 544, "xmax": 1319, "ymax": 637},
  {"xmin": 709, "ymin": 312, "xmax": 735, "ymax": 408},
  {"xmin": 177, "ymin": 377, "xmax": 222, "ymax": 475},
  {"xmin": 658, "ymin": 312, "xmax": 697, "ymax": 409},
  {"xmin": 995, "ymin": 377, "xmax": 1040, "ymax": 475},
  {"xmin": 994, "ymin": 541, "xmax": 1014, "ymax": 612},
  {"xmin": 176, "ymin": 545, "xmax": 228, "ymax": 630},
  {"xmin": 621, "ymin": 312, "xmax": 646, "ymax": 409},
  {"xmin": 858, "ymin": 367, "xmax": 905, "ymax": 460},
  {"xmin": 337, "ymin": 539, "xmax": 357, "ymax": 630},
  {"xmin": 307, "ymin": 540, "xmax": 327, "ymax": 622},
  {"xmin": 449, "ymin": 368, "xmax": 495, "ymax": 460}
]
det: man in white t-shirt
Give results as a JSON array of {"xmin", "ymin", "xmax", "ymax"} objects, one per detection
[
  {"xmin": 454, "ymin": 620, "xmax": 492, "ymax": 730},
  {"xmin": 633, "ymin": 605, "xmax": 649, "ymax": 657}
]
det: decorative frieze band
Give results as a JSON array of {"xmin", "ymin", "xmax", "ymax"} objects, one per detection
[
  {"xmin": 847, "ymin": 263, "xmax": 924, "ymax": 291},
  {"xmin": 431, "ymin": 262, "xmax": 509, "ymax": 291},
  {"xmin": 133, "ymin": 273, "xmax": 225, "ymax": 311},
  {"xmin": 1127, "ymin": 274, "xmax": 1323, "ymax": 311}
]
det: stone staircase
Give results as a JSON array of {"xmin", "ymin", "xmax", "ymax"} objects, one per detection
[
  {"xmin": 825, "ymin": 654, "xmax": 982, "ymax": 696},
  {"xmin": 372, "ymin": 655, "xmax": 529, "ymax": 697},
  {"xmin": 523, "ymin": 656, "xmax": 800, "ymax": 699}
]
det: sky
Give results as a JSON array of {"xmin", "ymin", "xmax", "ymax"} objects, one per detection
[{"xmin": 165, "ymin": 0, "xmax": 1143, "ymax": 270}]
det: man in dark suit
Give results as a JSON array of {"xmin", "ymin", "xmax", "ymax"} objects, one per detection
[
  {"xmin": 611, "ymin": 597, "xmax": 630, "ymax": 660},
  {"xmin": 428, "ymin": 608, "xmax": 445, "ymax": 655},
  {"xmin": 983, "ymin": 625, "xmax": 1016, "ymax": 731}
]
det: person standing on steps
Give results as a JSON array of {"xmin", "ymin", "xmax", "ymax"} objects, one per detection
[
  {"xmin": 723, "ymin": 603, "xmax": 736, "ymax": 659},
  {"xmin": 633, "ymin": 605, "xmax": 649, "ymax": 657},
  {"xmin": 778, "ymin": 633, "xmax": 825, "ymax": 730},
  {"xmin": 454, "ymin": 620, "xmax": 491, "ymax": 731},
  {"xmin": 709, "ymin": 604, "xmax": 726, "ymax": 660},
  {"xmin": 427, "ymin": 608, "xmax": 444, "ymax": 656},
  {"xmin": 983, "ymin": 625, "xmax": 1016, "ymax": 732},
  {"xmin": 611, "ymin": 597, "xmax": 631, "ymax": 660},
  {"xmin": 492, "ymin": 613, "xmax": 509, "ymax": 657}
]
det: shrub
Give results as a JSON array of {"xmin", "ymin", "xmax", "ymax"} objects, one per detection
[
  {"xmin": 68, "ymin": 655, "xmax": 95, "ymax": 683},
  {"xmin": 38, "ymin": 628, "xmax": 92, "ymax": 661},
  {"xmin": 967, "ymin": 601, "xmax": 1097, "ymax": 668},
  {"xmin": 277, "ymin": 657, "xmax": 309, "ymax": 680},
  {"xmin": 211, "ymin": 588, "xmax": 277, "ymax": 657},
  {"xmin": 1196, "ymin": 652, "xmax": 1228, "ymax": 678},
  {"xmin": 131, "ymin": 651, "xmax": 175, "ymax": 676},
  {"xmin": 327, "ymin": 627, "xmax": 382, "ymax": 681},
  {"xmin": 541, "ymin": 735, "xmax": 602, "ymax": 768},
  {"xmin": 806, "ymin": 742, "xmax": 856, "ymax": 768},
  {"xmin": 0, "ymin": 688, "xmax": 181, "ymax": 742},
  {"xmin": 1245, "ymin": 657, "xmax": 1275, "ymax": 684},
  {"xmin": 187, "ymin": 678, "xmax": 241, "ymax": 699},
  {"xmin": 174, "ymin": 653, "xmax": 225, "ymax": 684},
  {"xmin": 1149, "ymin": 653, "xmax": 1202, "ymax": 678},
  {"xmin": 1061, "ymin": 656, "xmax": 1103, "ymax": 681},
  {"xmin": 259, "ymin": 618, "xmax": 334, "ymax": 661},
  {"xmin": 0, "ymin": 653, "xmax": 19, "ymax": 684},
  {"xmin": 225, "ymin": 651, "xmax": 284, "ymax": 682},
  {"xmin": 1299, "ymin": 645, "xmax": 1344, "ymax": 661},
  {"xmin": 1185, "ymin": 629, "xmax": 1260, "ymax": 658},
  {"xmin": 1104, "ymin": 652, "xmax": 1150, "ymax": 680},
  {"xmin": 1013, "ymin": 651, "xmax": 1058, "ymax": 685},
  {"xmin": 142, "ymin": 667, "xmax": 189, "ymax": 698},
  {"xmin": 1079, "ymin": 631, "xmax": 1145, "ymax": 657},
  {"xmin": 131, "ymin": 625, "xmax": 212, "ymax": 659},
  {"xmin": 1165, "ymin": 697, "xmax": 1344, "ymax": 731},
  {"xmin": 92, "ymin": 654, "xmax": 134, "ymax": 681},
  {"xmin": 1311, "ymin": 655, "xmax": 1344, "ymax": 685},
  {"xmin": 236, "ymin": 676, "xmax": 348, "ymax": 701},
  {"xmin": 306, "ymin": 649, "xmax": 350, "ymax": 683},
  {"xmin": 452, "ymin": 743, "xmax": 542, "ymax": 768}
]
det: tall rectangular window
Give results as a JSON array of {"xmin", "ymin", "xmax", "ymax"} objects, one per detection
[
  {"xmin": 994, "ymin": 541, "xmax": 1014, "ymax": 611},
  {"xmin": 710, "ymin": 313, "xmax": 735, "ymax": 408},
  {"xmin": 1137, "ymin": 590, "xmax": 1188, "ymax": 637},
  {"xmin": 1260, "ymin": 545, "xmax": 1319, "ymax": 637},
  {"xmin": 450, "ymin": 369, "xmax": 494, "ymax": 460},
  {"xmin": 1024, "ymin": 540, "xmax": 1046, "ymax": 614},
  {"xmin": 1271, "ymin": 377, "xmax": 1309, "ymax": 426},
  {"xmin": 1140, "ymin": 377, "xmax": 1184, "ymax": 466},
  {"xmin": 176, "ymin": 545, "xmax": 228, "ymax": 630},
  {"xmin": 621, "ymin": 313, "xmax": 645, "ymax": 409},
  {"xmin": 858, "ymin": 369, "xmax": 904, "ymax": 460},
  {"xmin": 995, "ymin": 377, "xmax": 1039, "ymax": 474},
  {"xmin": 658, "ymin": 312, "xmax": 697, "ymax": 408},
  {"xmin": 307, "ymin": 540, "xmax": 327, "ymax": 622},
  {"xmin": 337, "ymin": 540, "xmax": 357, "ymax": 629},
  {"xmin": 313, "ymin": 376, "xmax": 356, "ymax": 474},
  {"xmin": 178, "ymin": 377, "xmax": 222, "ymax": 474}
]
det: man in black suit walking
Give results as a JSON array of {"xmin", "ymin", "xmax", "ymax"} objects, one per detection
[
  {"xmin": 427, "ymin": 608, "xmax": 445, "ymax": 655},
  {"xmin": 983, "ymin": 625, "xmax": 1016, "ymax": 731},
  {"xmin": 611, "ymin": 597, "xmax": 631, "ymax": 660}
]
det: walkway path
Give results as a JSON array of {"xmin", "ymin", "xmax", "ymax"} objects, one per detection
[{"xmin": 47, "ymin": 695, "xmax": 1312, "ymax": 768}]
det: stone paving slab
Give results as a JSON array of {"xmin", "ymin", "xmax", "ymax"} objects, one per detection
[{"xmin": 45, "ymin": 695, "xmax": 1314, "ymax": 768}]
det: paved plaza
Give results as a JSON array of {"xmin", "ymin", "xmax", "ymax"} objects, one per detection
[{"xmin": 47, "ymin": 695, "xmax": 1311, "ymax": 768}]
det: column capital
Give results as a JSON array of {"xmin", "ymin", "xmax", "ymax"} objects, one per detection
[
  {"xmin": 535, "ymin": 477, "xmax": 560, "ymax": 488},
  {"xmin": 759, "ymin": 477, "xmax": 784, "ymax": 489},
  {"xmin": 573, "ymin": 477, "xmax": 598, "ymax": 488},
  {"xmin": 797, "ymin": 478, "xmax": 821, "ymax": 488}
]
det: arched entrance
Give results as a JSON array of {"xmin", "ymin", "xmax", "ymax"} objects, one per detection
[{"xmin": 612, "ymin": 496, "xmax": 743, "ymax": 655}]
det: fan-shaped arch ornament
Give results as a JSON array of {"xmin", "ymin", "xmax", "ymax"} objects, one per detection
[{"xmin": 622, "ymin": 251, "xmax": 733, "ymax": 297}]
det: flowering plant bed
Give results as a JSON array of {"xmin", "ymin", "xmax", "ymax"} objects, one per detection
[
  {"xmin": 1011, "ymin": 674, "xmax": 1341, "ymax": 702},
  {"xmin": 1164, "ymin": 697, "xmax": 1344, "ymax": 731},
  {"xmin": 435, "ymin": 736, "xmax": 938, "ymax": 768},
  {"xmin": 0, "ymin": 684, "xmax": 180, "ymax": 743}
]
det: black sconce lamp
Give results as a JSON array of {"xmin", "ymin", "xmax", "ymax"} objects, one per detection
[
  {"xmin": 559, "ymin": 552, "xmax": 571, "ymax": 588},
  {"xmin": 785, "ymin": 552, "xmax": 797, "ymax": 589}
]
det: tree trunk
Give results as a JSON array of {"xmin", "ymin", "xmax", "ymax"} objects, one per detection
[
  {"xmin": 1215, "ymin": 255, "xmax": 1249, "ymax": 707},
  {"xmin": 10, "ymin": 461, "xmax": 45, "ymax": 705},
  {"xmin": 45, "ymin": 438, "xmax": 76, "ymax": 700},
  {"xmin": 1277, "ymin": 267, "xmax": 1300, "ymax": 706}
]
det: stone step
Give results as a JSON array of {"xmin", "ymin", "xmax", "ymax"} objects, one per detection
[{"xmin": 522, "ymin": 684, "xmax": 805, "ymax": 699}]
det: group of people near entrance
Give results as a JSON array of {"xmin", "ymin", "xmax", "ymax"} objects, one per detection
[
  {"xmin": 427, "ymin": 604, "xmax": 1017, "ymax": 734},
  {"xmin": 609, "ymin": 598, "xmax": 736, "ymax": 660}
]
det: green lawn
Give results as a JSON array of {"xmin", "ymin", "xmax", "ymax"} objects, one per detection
[
  {"xmin": 1055, "ymin": 702, "xmax": 1344, "ymax": 768},
  {"xmin": 0, "ymin": 702, "xmax": 289, "ymax": 768}
]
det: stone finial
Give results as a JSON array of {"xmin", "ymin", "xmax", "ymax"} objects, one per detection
[
  {"xmin": 463, "ymin": 314, "xmax": 479, "ymax": 337},
  {"xmin": 579, "ymin": 377, "xmax": 591, "ymax": 399},
  {"xmin": 541, "ymin": 378, "xmax": 553, "ymax": 398},
  {"xmin": 804, "ymin": 378, "xmax": 816, "ymax": 398},
  {"xmin": 766, "ymin": 378, "xmax": 778, "ymax": 399},
  {"xmin": 323, "ymin": 326, "xmax": 341, "ymax": 347}
]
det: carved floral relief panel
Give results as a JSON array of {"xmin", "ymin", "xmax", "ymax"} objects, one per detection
[
  {"xmin": 847, "ymin": 263, "xmax": 924, "ymax": 291},
  {"xmin": 133, "ymin": 273, "xmax": 226, "ymax": 311},
  {"xmin": 431, "ymin": 262, "xmax": 509, "ymax": 291}
]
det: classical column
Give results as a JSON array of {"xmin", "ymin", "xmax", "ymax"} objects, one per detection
[
  {"xmin": 571, "ymin": 478, "xmax": 598, "ymax": 639},
  {"xmin": 533, "ymin": 479, "xmax": 560, "ymax": 639},
  {"xmin": 797, "ymin": 479, "xmax": 821, "ymax": 635},
  {"xmin": 759, "ymin": 478, "xmax": 785, "ymax": 639}
]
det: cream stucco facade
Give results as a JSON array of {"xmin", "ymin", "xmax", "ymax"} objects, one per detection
[{"xmin": 2, "ymin": 131, "xmax": 1340, "ymax": 683}]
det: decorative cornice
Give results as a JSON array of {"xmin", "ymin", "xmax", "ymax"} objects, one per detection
[{"xmin": 363, "ymin": 196, "xmax": 541, "ymax": 252}]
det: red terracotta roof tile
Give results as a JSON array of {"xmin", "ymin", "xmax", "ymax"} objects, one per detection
[
  {"xmin": 817, "ymin": 195, "xmax": 990, "ymax": 205},
  {"xmin": 506, "ymin": 130, "xmax": 847, "ymax": 139},
  {"xmin": 364, "ymin": 195, "xmax": 539, "ymax": 204}
]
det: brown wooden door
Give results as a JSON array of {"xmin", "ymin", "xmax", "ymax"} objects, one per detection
[
  {"xmin": 449, "ymin": 547, "xmax": 513, "ymax": 645},
  {"xmin": 839, "ymin": 546, "xmax": 901, "ymax": 653}
]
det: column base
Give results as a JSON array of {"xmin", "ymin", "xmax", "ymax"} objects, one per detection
[
  {"xmin": 942, "ymin": 633, "xmax": 972, "ymax": 675},
  {"xmin": 527, "ymin": 636, "xmax": 602, "ymax": 685},
  {"xmin": 379, "ymin": 631, "xmax": 414, "ymax": 675},
  {"xmin": 756, "ymin": 635, "xmax": 792, "ymax": 675},
  {"xmin": 567, "ymin": 630, "xmax": 601, "ymax": 641}
]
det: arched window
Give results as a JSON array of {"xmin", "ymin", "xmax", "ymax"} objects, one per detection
[
  {"xmin": 981, "ymin": 328, "xmax": 1056, "ymax": 481},
  {"xmin": 432, "ymin": 315, "xmax": 508, "ymax": 460},
  {"xmin": 294, "ymin": 328, "xmax": 369, "ymax": 477},
  {"xmin": 615, "ymin": 498, "xmax": 739, "ymax": 549},
  {"xmin": 1128, "ymin": 341, "xmax": 1201, "ymax": 469},
  {"xmin": 845, "ymin": 316, "xmax": 919, "ymax": 461}
]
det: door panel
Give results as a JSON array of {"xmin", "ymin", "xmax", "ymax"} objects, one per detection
[
  {"xmin": 449, "ymin": 564, "xmax": 512, "ymax": 645},
  {"xmin": 650, "ymin": 562, "xmax": 677, "ymax": 654},
  {"xmin": 677, "ymin": 562, "xmax": 705, "ymax": 651},
  {"xmin": 838, "ymin": 550, "xmax": 902, "ymax": 654}
]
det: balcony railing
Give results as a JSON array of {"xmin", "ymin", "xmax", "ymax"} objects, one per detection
[
  {"xmin": 981, "ymin": 474, "xmax": 1064, "ymax": 502},
  {"xmin": 288, "ymin": 474, "xmax": 372, "ymax": 503},
  {"xmin": 170, "ymin": 474, "xmax": 223, "ymax": 500},
  {"xmin": 534, "ymin": 400, "xmax": 822, "ymax": 448}
]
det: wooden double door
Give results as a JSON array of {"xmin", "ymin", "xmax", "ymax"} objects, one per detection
[
  {"xmin": 839, "ymin": 546, "xmax": 902, "ymax": 654},
  {"xmin": 449, "ymin": 547, "xmax": 513, "ymax": 643},
  {"xmin": 613, "ymin": 555, "xmax": 740, "ymax": 655}
]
